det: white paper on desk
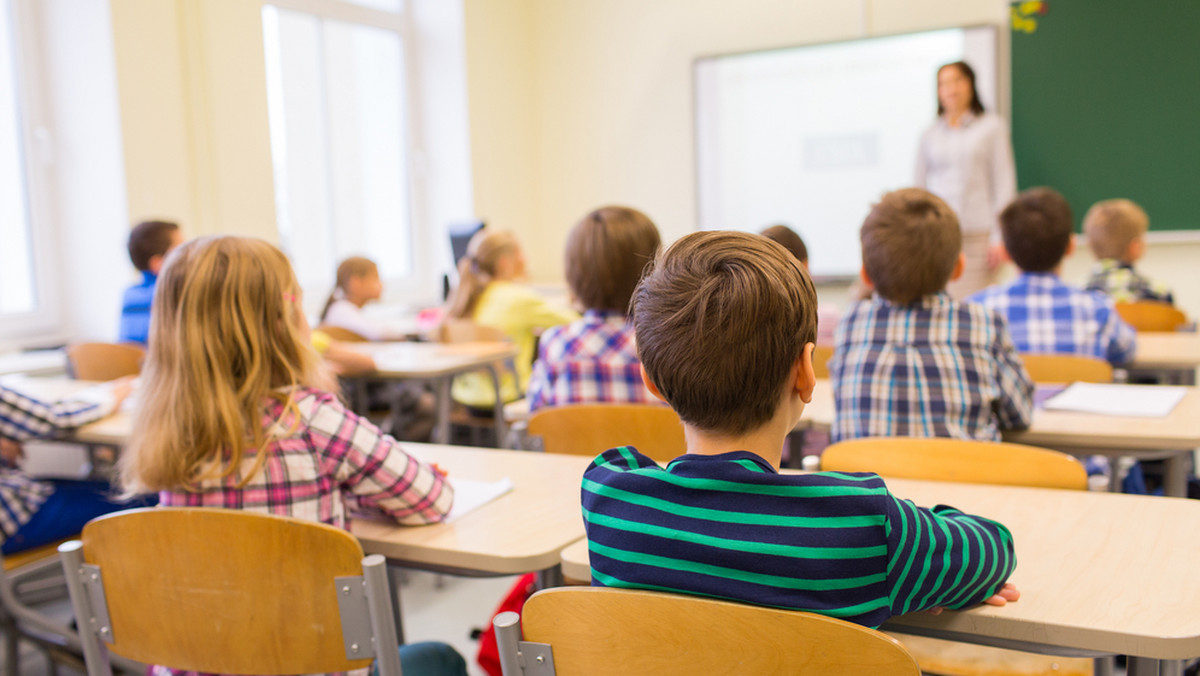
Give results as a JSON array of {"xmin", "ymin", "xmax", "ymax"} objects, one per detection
[
  {"xmin": 1043, "ymin": 383, "xmax": 1187, "ymax": 417},
  {"xmin": 445, "ymin": 476, "xmax": 514, "ymax": 523}
]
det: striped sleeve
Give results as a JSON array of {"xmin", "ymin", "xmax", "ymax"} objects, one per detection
[
  {"xmin": 0, "ymin": 384, "xmax": 115, "ymax": 441},
  {"xmin": 304, "ymin": 392, "xmax": 454, "ymax": 525},
  {"xmin": 884, "ymin": 494, "xmax": 1016, "ymax": 615}
]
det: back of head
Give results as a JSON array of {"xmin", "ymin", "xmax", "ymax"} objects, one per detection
[
  {"xmin": 759, "ymin": 224, "xmax": 808, "ymax": 265},
  {"xmin": 123, "ymin": 235, "xmax": 321, "ymax": 494},
  {"xmin": 860, "ymin": 188, "xmax": 962, "ymax": 305},
  {"xmin": 446, "ymin": 229, "xmax": 519, "ymax": 318},
  {"xmin": 1000, "ymin": 187, "xmax": 1075, "ymax": 272},
  {"xmin": 565, "ymin": 206, "xmax": 661, "ymax": 314},
  {"xmin": 321, "ymin": 256, "xmax": 379, "ymax": 320},
  {"xmin": 128, "ymin": 220, "xmax": 181, "ymax": 272},
  {"xmin": 1083, "ymin": 198, "xmax": 1148, "ymax": 262},
  {"xmin": 632, "ymin": 231, "xmax": 817, "ymax": 436}
]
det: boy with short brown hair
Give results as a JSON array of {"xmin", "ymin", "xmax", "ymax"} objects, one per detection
[
  {"xmin": 1082, "ymin": 198, "xmax": 1173, "ymax": 304},
  {"xmin": 582, "ymin": 230, "xmax": 1019, "ymax": 628},
  {"xmin": 119, "ymin": 220, "xmax": 183, "ymax": 345},
  {"xmin": 829, "ymin": 188, "xmax": 1033, "ymax": 443},
  {"xmin": 970, "ymin": 188, "xmax": 1136, "ymax": 366}
]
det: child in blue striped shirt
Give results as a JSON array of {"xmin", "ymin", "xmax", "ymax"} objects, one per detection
[{"xmin": 582, "ymin": 230, "xmax": 1019, "ymax": 628}]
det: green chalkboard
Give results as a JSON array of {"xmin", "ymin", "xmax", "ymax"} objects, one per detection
[{"xmin": 1010, "ymin": 0, "xmax": 1200, "ymax": 232}]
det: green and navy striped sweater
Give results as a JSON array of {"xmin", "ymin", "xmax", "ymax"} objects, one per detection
[{"xmin": 582, "ymin": 447, "xmax": 1016, "ymax": 628}]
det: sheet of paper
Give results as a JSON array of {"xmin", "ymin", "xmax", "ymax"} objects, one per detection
[
  {"xmin": 445, "ymin": 476, "xmax": 514, "ymax": 523},
  {"xmin": 1043, "ymin": 383, "xmax": 1187, "ymax": 418}
]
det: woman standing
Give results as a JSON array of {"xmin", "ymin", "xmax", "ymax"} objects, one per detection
[{"xmin": 915, "ymin": 61, "xmax": 1016, "ymax": 298}]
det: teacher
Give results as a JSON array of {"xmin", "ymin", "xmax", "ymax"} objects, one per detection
[{"xmin": 915, "ymin": 61, "xmax": 1016, "ymax": 298}]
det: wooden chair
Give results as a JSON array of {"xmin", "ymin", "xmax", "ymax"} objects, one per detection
[
  {"xmin": 820, "ymin": 437, "xmax": 1087, "ymax": 490},
  {"xmin": 439, "ymin": 318, "xmax": 518, "ymax": 447},
  {"xmin": 493, "ymin": 587, "xmax": 920, "ymax": 676},
  {"xmin": 821, "ymin": 437, "xmax": 1092, "ymax": 675},
  {"xmin": 66, "ymin": 343, "xmax": 144, "ymax": 381},
  {"xmin": 527, "ymin": 404, "xmax": 685, "ymax": 463},
  {"xmin": 1019, "ymin": 353, "xmax": 1113, "ymax": 385},
  {"xmin": 438, "ymin": 317, "xmax": 508, "ymax": 343},
  {"xmin": 813, "ymin": 344, "xmax": 834, "ymax": 378},
  {"xmin": 315, "ymin": 325, "xmax": 369, "ymax": 342},
  {"xmin": 1115, "ymin": 301, "xmax": 1188, "ymax": 332},
  {"xmin": 59, "ymin": 508, "xmax": 402, "ymax": 676}
]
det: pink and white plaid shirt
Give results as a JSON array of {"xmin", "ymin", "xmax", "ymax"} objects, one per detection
[{"xmin": 157, "ymin": 387, "xmax": 453, "ymax": 529}]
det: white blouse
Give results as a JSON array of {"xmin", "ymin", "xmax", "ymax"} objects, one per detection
[{"xmin": 914, "ymin": 112, "xmax": 1017, "ymax": 238}]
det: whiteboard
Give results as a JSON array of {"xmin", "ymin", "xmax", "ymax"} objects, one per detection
[{"xmin": 695, "ymin": 27, "xmax": 998, "ymax": 279}]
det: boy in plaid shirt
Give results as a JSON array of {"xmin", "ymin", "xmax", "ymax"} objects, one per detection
[
  {"xmin": 1082, "ymin": 199, "xmax": 1174, "ymax": 305},
  {"xmin": 970, "ymin": 188, "xmax": 1137, "ymax": 366},
  {"xmin": 528, "ymin": 206, "xmax": 662, "ymax": 411},
  {"xmin": 829, "ymin": 188, "xmax": 1033, "ymax": 443}
]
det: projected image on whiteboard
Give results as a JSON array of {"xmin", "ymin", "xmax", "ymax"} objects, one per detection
[{"xmin": 695, "ymin": 27, "xmax": 997, "ymax": 279}]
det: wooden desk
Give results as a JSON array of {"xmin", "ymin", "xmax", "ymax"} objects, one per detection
[
  {"xmin": 347, "ymin": 342, "xmax": 520, "ymax": 445},
  {"xmin": 1129, "ymin": 333, "xmax": 1200, "ymax": 384},
  {"xmin": 350, "ymin": 444, "xmax": 589, "ymax": 578},
  {"xmin": 801, "ymin": 379, "xmax": 1200, "ymax": 497},
  {"xmin": 561, "ymin": 479, "xmax": 1200, "ymax": 670}
]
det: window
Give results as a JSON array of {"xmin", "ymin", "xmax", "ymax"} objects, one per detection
[
  {"xmin": 262, "ymin": 0, "xmax": 420, "ymax": 306},
  {"xmin": 0, "ymin": 0, "xmax": 61, "ymax": 341}
]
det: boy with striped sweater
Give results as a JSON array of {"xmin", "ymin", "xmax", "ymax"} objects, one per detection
[{"xmin": 581, "ymin": 230, "xmax": 1019, "ymax": 627}]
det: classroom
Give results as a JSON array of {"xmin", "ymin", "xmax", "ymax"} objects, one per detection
[{"xmin": 1, "ymin": 0, "xmax": 1198, "ymax": 675}]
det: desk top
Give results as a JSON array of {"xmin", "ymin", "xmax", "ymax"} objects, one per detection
[
  {"xmin": 801, "ymin": 379, "xmax": 1200, "ymax": 451},
  {"xmin": 562, "ymin": 479, "xmax": 1200, "ymax": 659},
  {"xmin": 0, "ymin": 350, "xmax": 67, "ymax": 377},
  {"xmin": 350, "ymin": 341, "xmax": 519, "ymax": 379},
  {"xmin": 351, "ymin": 444, "xmax": 589, "ymax": 575},
  {"xmin": 1130, "ymin": 332, "xmax": 1200, "ymax": 370}
]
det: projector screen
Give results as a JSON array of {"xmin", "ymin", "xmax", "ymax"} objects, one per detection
[{"xmin": 695, "ymin": 26, "xmax": 998, "ymax": 279}]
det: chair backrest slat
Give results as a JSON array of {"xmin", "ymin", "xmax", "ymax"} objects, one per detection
[
  {"xmin": 1116, "ymin": 301, "xmax": 1187, "ymax": 332},
  {"xmin": 1020, "ymin": 353, "xmax": 1113, "ymax": 385},
  {"xmin": 527, "ymin": 404, "xmax": 685, "ymax": 463},
  {"xmin": 66, "ymin": 343, "xmax": 145, "ymax": 381}
]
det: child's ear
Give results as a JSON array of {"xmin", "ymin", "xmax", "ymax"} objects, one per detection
[
  {"xmin": 639, "ymin": 363, "xmax": 668, "ymax": 404},
  {"xmin": 949, "ymin": 252, "xmax": 966, "ymax": 281},
  {"xmin": 1066, "ymin": 234, "xmax": 1077, "ymax": 258},
  {"xmin": 147, "ymin": 254, "xmax": 165, "ymax": 275},
  {"xmin": 859, "ymin": 265, "xmax": 873, "ymax": 289},
  {"xmin": 1128, "ymin": 236, "xmax": 1146, "ymax": 262},
  {"xmin": 795, "ymin": 343, "xmax": 816, "ymax": 404}
]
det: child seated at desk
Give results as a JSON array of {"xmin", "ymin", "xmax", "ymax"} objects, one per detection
[
  {"xmin": 120, "ymin": 236, "xmax": 466, "ymax": 676},
  {"xmin": 119, "ymin": 220, "xmax": 183, "ymax": 345},
  {"xmin": 581, "ymin": 230, "xmax": 1019, "ymax": 627},
  {"xmin": 319, "ymin": 256, "xmax": 412, "ymax": 341},
  {"xmin": 1082, "ymin": 198, "xmax": 1174, "ymax": 305},
  {"xmin": 527, "ymin": 206, "xmax": 661, "ymax": 411},
  {"xmin": 0, "ymin": 378, "xmax": 154, "ymax": 555},
  {"xmin": 444, "ymin": 229, "xmax": 578, "ymax": 410},
  {"xmin": 970, "ymin": 188, "xmax": 1137, "ymax": 366},
  {"xmin": 829, "ymin": 188, "xmax": 1033, "ymax": 443},
  {"xmin": 760, "ymin": 224, "xmax": 840, "ymax": 345}
]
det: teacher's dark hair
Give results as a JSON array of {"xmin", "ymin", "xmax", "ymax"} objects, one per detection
[{"xmin": 937, "ymin": 61, "xmax": 985, "ymax": 116}]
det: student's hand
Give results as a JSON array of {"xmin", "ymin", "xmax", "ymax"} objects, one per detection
[
  {"xmin": 0, "ymin": 438, "xmax": 24, "ymax": 466},
  {"xmin": 983, "ymin": 582, "xmax": 1021, "ymax": 606}
]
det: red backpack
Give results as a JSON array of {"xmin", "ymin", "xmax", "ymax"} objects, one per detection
[{"xmin": 475, "ymin": 573, "xmax": 537, "ymax": 676}]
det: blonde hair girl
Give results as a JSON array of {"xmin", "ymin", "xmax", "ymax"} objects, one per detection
[
  {"xmin": 122, "ymin": 236, "xmax": 453, "ymax": 529},
  {"xmin": 443, "ymin": 229, "xmax": 577, "ymax": 409}
]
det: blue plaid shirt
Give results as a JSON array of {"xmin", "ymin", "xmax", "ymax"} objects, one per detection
[
  {"xmin": 829, "ymin": 292, "xmax": 1033, "ymax": 443},
  {"xmin": 969, "ymin": 272, "xmax": 1137, "ymax": 366},
  {"xmin": 528, "ymin": 310, "xmax": 658, "ymax": 411}
]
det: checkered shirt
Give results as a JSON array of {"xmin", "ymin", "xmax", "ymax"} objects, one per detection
[
  {"xmin": 157, "ymin": 387, "xmax": 453, "ymax": 529},
  {"xmin": 829, "ymin": 292, "xmax": 1034, "ymax": 443},
  {"xmin": 1084, "ymin": 259, "xmax": 1174, "ymax": 305},
  {"xmin": 0, "ymin": 383, "xmax": 117, "ymax": 540},
  {"xmin": 969, "ymin": 272, "xmax": 1137, "ymax": 366},
  {"xmin": 527, "ymin": 310, "xmax": 658, "ymax": 412}
]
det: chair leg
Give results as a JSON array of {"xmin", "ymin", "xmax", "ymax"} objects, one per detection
[{"xmin": 4, "ymin": 621, "xmax": 18, "ymax": 676}]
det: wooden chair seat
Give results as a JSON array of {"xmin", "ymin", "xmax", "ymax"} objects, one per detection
[
  {"xmin": 1115, "ymin": 301, "xmax": 1187, "ymax": 332},
  {"xmin": 66, "ymin": 343, "xmax": 145, "ymax": 381},
  {"xmin": 1019, "ymin": 353, "xmax": 1113, "ymax": 385},
  {"xmin": 527, "ymin": 403, "xmax": 685, "ymax": 463},
  {"xmin": 495, "ymin": 587, "xmax": 920, "ymax": 675},
  {"xmin": 314, "ymin": 325, "xmax": 369, "ymax": 342}
]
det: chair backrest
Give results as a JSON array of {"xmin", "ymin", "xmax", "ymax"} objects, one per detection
[
  {"xmin": 495, "ymin": 587, "xmax": 920, "ymax": 676},
  {"xmin": 1116, "ymin": 301, "xmax": 1187, "ymax": 332},
  {"xmin": 439, "ymin": 318, "xmax": 508, "ymax": 344},
  {"xmin": 1019, "ymin": 353, "xmax": 1113, "ymax": 384},
  {"xmin": 66, "ymin": 343, "xmax": 145, "ymax": 381},
  {"xmin": 821, "ymin": 437, "xmax": 1088, "ymax": 491},
  {"xmin": 315, "ymin": 325, "xmax": 370, "ymax": 343},
  {"xmin": 812, "ymin": 345, "xmax": 834, "ymax": 378},
  {"xmin": 527, "ymin": 404, "xmax": 686, "ymax": 463},
  {"xmin": 59, "ymin": 508, "xmax": 400, "ymax": 676}
]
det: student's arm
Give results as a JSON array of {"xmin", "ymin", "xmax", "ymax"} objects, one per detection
[
  {"xmin": 884, "ymin": 493, "xmax": 1017, "ymax": 616},
  {"xmin": 989, "ymin": 314, "xmax": 1034, "ymax": 430},
  {"xmin": 0, "ymin": 380, "xmax": 129, "ymax": 442},
  {"xmin": 304, "ymin": 391, "xmax": 453, "ymax": 524},
  {"xmin": 1101, "ymin": 305, "xmax": 1138, "ymax": 366}
]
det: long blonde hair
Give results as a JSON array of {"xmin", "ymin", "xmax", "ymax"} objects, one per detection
[
  {"xmin": 121, "ymin": 236, "xmax": 324, "ymax": 494},
  {"xmin": 320, "ymin": 256, "xmax": 378, "ymax": 322},
  {"xmin": 445, "ymin": 229, "xmax": 519, "ymax": 319}
]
